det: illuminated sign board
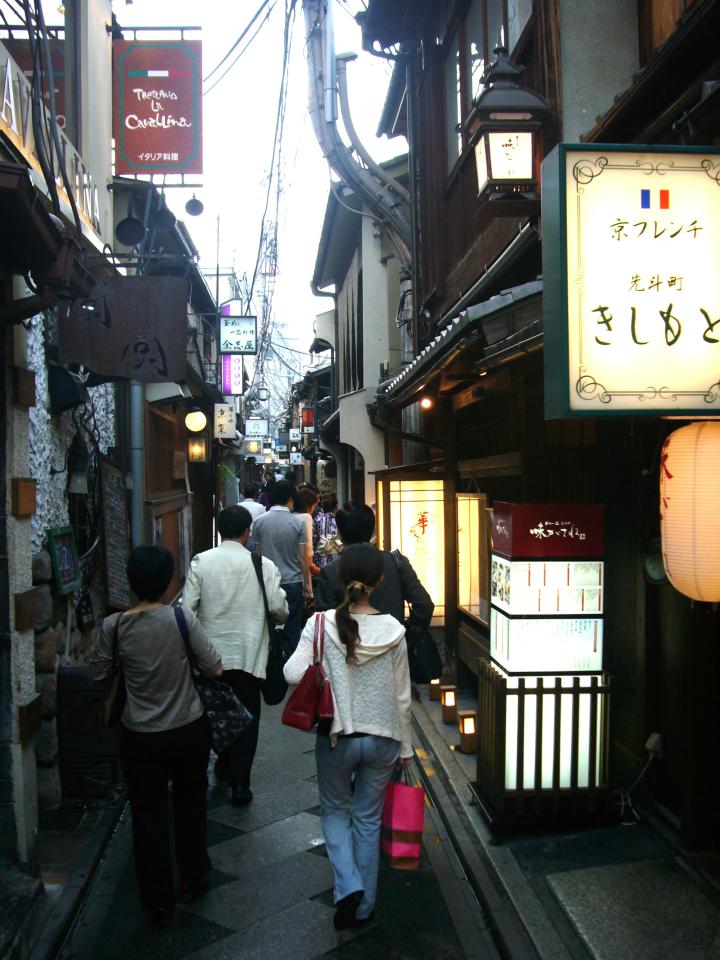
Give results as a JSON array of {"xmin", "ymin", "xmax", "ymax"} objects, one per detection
[
  {"xmin": 221, "ymin": 354, "xmax": 243, "ymax": 395},
  {"xmin": 245, "ymin": 418, "xmax": 268, "ymax": 438},
  {"xmin": 543, "ymin": 144, "xmax": 720, "ymax": 417},
  {"xmin": 388, "ymin": 479, "xmax": 445, "ymax": 626}
]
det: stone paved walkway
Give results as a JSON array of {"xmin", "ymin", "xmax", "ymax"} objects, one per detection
[{"xmin": 60, "ymin": 703, "xmax": 487, "ymax": 960}]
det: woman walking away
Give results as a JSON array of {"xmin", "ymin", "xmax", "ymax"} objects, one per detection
[
  {"xmin": 284, "ymin": 544, "xmax": 412, "ymax": 930},
  {"xmin": 90, "ymin": 546, "xmax": 223, "ymax": 928}
]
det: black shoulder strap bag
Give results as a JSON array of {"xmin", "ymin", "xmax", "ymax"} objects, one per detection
[
  {"xmin": 251, "ymin": 553, "xmax": 289, "ymax": 706},
  {"xmin": 391, "ymin": 550, "xmax": 442, "ymax": 684}
]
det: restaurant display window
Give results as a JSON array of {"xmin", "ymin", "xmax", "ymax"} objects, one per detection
[
  {"xmin": 457, "ymin": 493, "xmax": 490, "ymax": 626},
  {"xmin": 377, "ymin": 477, "xmax": 446, "ymax": 626}
]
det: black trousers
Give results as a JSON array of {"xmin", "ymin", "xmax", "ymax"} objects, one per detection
[
  {"xmin": 121, "ymin": 715, "xmax": 211, "ymax": 911},
  {"xmin": 221, "ymin": 670, "xmax": 262, "ymax": 788}
]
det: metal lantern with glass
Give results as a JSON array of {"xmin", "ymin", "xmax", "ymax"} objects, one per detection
[{"xmin": 464, "ymin": 45, "xmax": 549, "ymax": 208}]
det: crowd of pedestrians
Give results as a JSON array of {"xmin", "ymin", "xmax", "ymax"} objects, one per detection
[{"xmin": 90, "ymin": 478, "xmax": 434, "ymax": 933}]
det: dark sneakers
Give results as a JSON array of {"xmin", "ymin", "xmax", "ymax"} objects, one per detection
[
  {"xmin": 179, "ymin": 878, "xmax": 209, "ymax": 904},
  {"xmin": 333, "ymin": 890, "xmax": 364, "ymax": 930},
  {"xmin": 231, "ymin": 786, "xmax": 253, "ymax": 806}
]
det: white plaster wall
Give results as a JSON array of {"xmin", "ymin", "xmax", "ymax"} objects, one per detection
[
  {"xmin": 338, "ymin": 389, "xmax": 386, "ymax": 504},
  {"xmin": 360, "ymin": 216, "xmax": 395, "ymax": 399},
  {"xmin": 559, "ymin": 0, "xmax": 639, "ymax": 141}
]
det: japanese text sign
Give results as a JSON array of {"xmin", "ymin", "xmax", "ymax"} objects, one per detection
[
  {"xmin": 289, "ymin": 428, "xmax": 301, "ymax": 442},
  {"xmin": 245, "ymin": 418, "xmax": 268, "ymax": 438},
  {"xmin": 213, "ymin": 403, "xmax": 235, "ymax": 439},
  {"xmin": 542, "ymin": 144, "xmax": 720, "ymax": 417},
  {"xmin": 221, "ymin": 354, "xmax": 243, "ymax": 395},
  {"xmin": 58, "ymin": 275, "xmax": 187, "ymax": 382},
  {"xmin": 219, "ymin": 305, "xmax": 257, "ymax": 355},
  {"xmin": 113, "ymin": 40, "xmax": 202, "ymax": 175},
  {"xmin": 492, "ymin": 502, "xmax": 604, "ymax": 559}
]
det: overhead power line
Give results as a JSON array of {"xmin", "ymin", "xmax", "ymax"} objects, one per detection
[{"xmin": 203, "ymin": 0, "xmax": 270, "ymax": 83}]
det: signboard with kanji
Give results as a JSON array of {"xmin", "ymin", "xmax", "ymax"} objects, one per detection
[
  {"xmin": 213, "ymin": 403, "xmax": 235, "ymax": 439},
  {"xmin": 113, "ymin": 40, "xmax": 202, "ymax": 175},
  {"xmin": 219, "ymin": 307, "xmax": 257, "ymax": 355},
  {"xmin": 543, "ymin": 144, "xmax": 720, "ymax": 417}
]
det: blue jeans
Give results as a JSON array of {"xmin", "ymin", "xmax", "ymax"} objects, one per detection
[
  {"xmin": 281, "ymin": 581, "xmax": 305, "ymax": 653},
  {"xmin": 315, "ymin": 733, "xmax": 399, "ymax": 919}
]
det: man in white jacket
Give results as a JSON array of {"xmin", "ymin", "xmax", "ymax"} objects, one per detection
[{"xmin": 183, "ymin": 505, "xmax": 288, "ymax": 805}]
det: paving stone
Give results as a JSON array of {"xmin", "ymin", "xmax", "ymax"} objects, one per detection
[
  {"xmin": 209, "ymin": 812, "xmax": 325, "ymax": 879},
  {"xmin": 184, "ymin": 899, "xmax": 338, "ymax": 960},
  {"xmin": 547, "ymin": 858, "xmax": 720, "ymax": 960},
  {"xmin": 180, "ymin": 850, "xmax": 333, "ymax": 930},
  {"xmin": 207, "ymin": 778, "xmax": 319, "ymax": 833}
]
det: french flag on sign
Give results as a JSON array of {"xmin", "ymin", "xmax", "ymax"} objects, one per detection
[{"xmin": 641, "ymin": 189, "xmax": 670, "ymax": 209}]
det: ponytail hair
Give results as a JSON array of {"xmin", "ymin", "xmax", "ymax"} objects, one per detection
[{"xmin": 335, "ymin": 544, "xmax": 384, "ymax": 663}]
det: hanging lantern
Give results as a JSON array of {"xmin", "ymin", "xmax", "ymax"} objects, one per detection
[
  {"xmin": 464, "ymin": 45, "xmax": 549, "ymax": 211},
  {"xmin": 660, "ymin": 421, "xmax": 720, "ymax": 601}
]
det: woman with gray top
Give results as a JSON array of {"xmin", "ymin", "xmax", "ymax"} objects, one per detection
[
  {"xmin": 90, "ymin": 546, "xmax": 222, "ymax": 928},
  {"xmin": 284, "ymin": 544, "xmax": 412, "ymax": 931}
]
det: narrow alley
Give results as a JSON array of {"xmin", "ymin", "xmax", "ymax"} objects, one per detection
[{"xmin": 55, "ymin": 705, "xmax": 498, "ymax": 960}]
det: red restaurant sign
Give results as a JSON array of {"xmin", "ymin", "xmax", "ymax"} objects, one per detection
[
  {"xmin": 492, "ymin": 502, "xmax": 604, "ymax": 559},
  {"xmin": 113, "ymin": 40, "xmax": 202, "ymax": 175}
]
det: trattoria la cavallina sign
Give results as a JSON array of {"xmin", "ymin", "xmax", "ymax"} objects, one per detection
[{"xmin": 542, "ymin": 144, "xmax": 720, "ymax": 417}]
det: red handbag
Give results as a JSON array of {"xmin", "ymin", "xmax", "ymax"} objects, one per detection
[{"xmin": 282, "ymin": 613, "xmax": 334, "ymax": 732}]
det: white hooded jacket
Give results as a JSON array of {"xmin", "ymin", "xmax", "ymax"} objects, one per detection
[{"xmin": 284, "ymin": 610, "xmax": 413, "ymax": 758}]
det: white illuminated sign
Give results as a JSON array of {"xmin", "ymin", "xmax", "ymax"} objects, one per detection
[
  {"xmin": 245, "ymin": 418, "xmax": 268, "ymax": 438},
  {"xmin": 491, "ymin": 610, "xmax": 603, "ymax": 673},
  {"xmin": 289, "ymin": 428, "xmax": 301, "ymax": 442},
  {"xmin": 389, "ymin": 480, "xmax": 445, "ymax": 626},
  {"xmin": 219, "ymin": 303, "xmax": 257, "ymax": 355},
  {"xmin": 561, "ymin": 147, "xmax": 720, "ymax": 413}
]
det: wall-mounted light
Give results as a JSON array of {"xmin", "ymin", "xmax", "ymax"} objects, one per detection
[
  {"xmin": 457, "ymin": 710, "xmax": 478, "ymax": 754},
  {"xmin": 428, "ymin": 678, "xmax": 442, "ymax": 701},
  {"xmin": 185, "ymin": 405, "xmax": 207, "ymax": 433},
  {"xmin": 187, "ymin": 436, "xmax": 207, "ymax": 462},
  {"xmin": 464, "ymin": 45, "xmax": 549, "ymax": 209},
  {"xmin": 440, "ymin": 685, "xmax": 457, "ymax": 724},
  {"xmin": 420, "ymin": 396, "xmax": 433, "ymax": 411}
]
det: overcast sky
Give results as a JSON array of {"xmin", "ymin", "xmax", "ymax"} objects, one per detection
[{"xmin": 109, "ymin": 0, "xmax": 405, "ymax": 374}]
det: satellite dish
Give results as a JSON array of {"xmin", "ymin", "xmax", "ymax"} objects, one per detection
[{"xmin": 185, "ymin": 194, "xmax": 204, "ymax": 217}]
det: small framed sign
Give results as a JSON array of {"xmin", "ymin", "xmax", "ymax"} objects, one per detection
[{"xmin": 47, "ymin": 526, "xmax": 82, "ymax": 596}]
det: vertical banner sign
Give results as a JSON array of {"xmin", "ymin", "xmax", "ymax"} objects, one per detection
[
  {"xmin": 221, "ymin": 355, "xmax": 244, "ymax": 395},
  {"xmin": 542, "ymin": 144, "xmax": 720, "ymax": 417},
  {"xmin": 113, "ymin": 40, "xmax": 202, "ymax": 175},
  {"xmin": 213, "ymin": 403, "xmax": 235, "ymax": 439}
]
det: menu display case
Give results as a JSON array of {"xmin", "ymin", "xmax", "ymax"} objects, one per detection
[{"xmin": 473, "ymin": 502, "xmax": 610, "ymax": 822}]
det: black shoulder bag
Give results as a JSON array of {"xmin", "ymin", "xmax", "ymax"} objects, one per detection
[
  {"xmin": 97, "ymin": 615, "xmax": 126, "ymax": 727},
  {"xmin": 251, "ymin": 553, "xmax": 289, "ymax": 706},
  {"xmin": 391, "ymin": 550, "xmax": 442, "ymax": 684}
]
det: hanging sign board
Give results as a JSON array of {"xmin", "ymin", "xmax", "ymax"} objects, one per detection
[
  {"xmin": 245, "ymin": 418, "xmax": 268, "ymax": 438},
  {"xmin": 289, "ymin": 428, "xmax": 301, "ymax": 442},
  {"xmin": 220, "ymin": 354, "xmax": 244, "ymax": 395},
  {"xmin": 113, "ymin": 40, "xmax": 202, "ymax": 175},
  {"xmin": 213, "ymin": 403, "xmax": 235, "ymax": 439},
  {"xmin": 290, "ymin": 452, "xmax": 303, "ymax": 465},
  {"xmin": 47, "ymin": 526, "xmax": 81, "ymax": 596},
  {"xmin": 543, "ymin": 144, "xmax": 720, "ymax": 417},
  {"xmin": 100, "ymin": 461, "xmax": 132, "ymax": 610},
  {"xmin": 58, "ymin": 275, "xmax": 188, "ymax": 383},
  {"xmin": 219, "ymin": 307, "xmax": 257, "ymax": 355}
]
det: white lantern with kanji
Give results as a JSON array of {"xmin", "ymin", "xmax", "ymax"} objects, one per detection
[{"xmin": 660, "ymin": 422, "xmax": 720, "ymax": 601}]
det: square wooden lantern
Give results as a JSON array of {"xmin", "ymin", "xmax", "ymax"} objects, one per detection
[
  {"xmin": 440, "ymin": 685, "xmax": 458, "ymax": 724},
  {"xmin": 458, "ymin": 710, "xmax": 478, "ymax": 754}
]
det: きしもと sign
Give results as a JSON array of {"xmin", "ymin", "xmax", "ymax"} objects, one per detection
[{"xmin": 542, "ymin": 145, "xmax": 720, "ymax": 417}]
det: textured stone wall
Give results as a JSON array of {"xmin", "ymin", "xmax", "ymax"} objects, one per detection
[{"xmin": 24, "ymin": 313, "xmax": 116, "ymax": 808}]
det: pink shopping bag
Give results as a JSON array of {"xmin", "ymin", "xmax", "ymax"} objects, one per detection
[{"xmin": 380, "ymin": 768, "xmax": 425, "ymax": 870}]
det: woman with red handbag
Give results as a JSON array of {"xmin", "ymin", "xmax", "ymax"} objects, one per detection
[{"xmin": 283, "ymin": 544, "xmax": 412, "ymax": 931}]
